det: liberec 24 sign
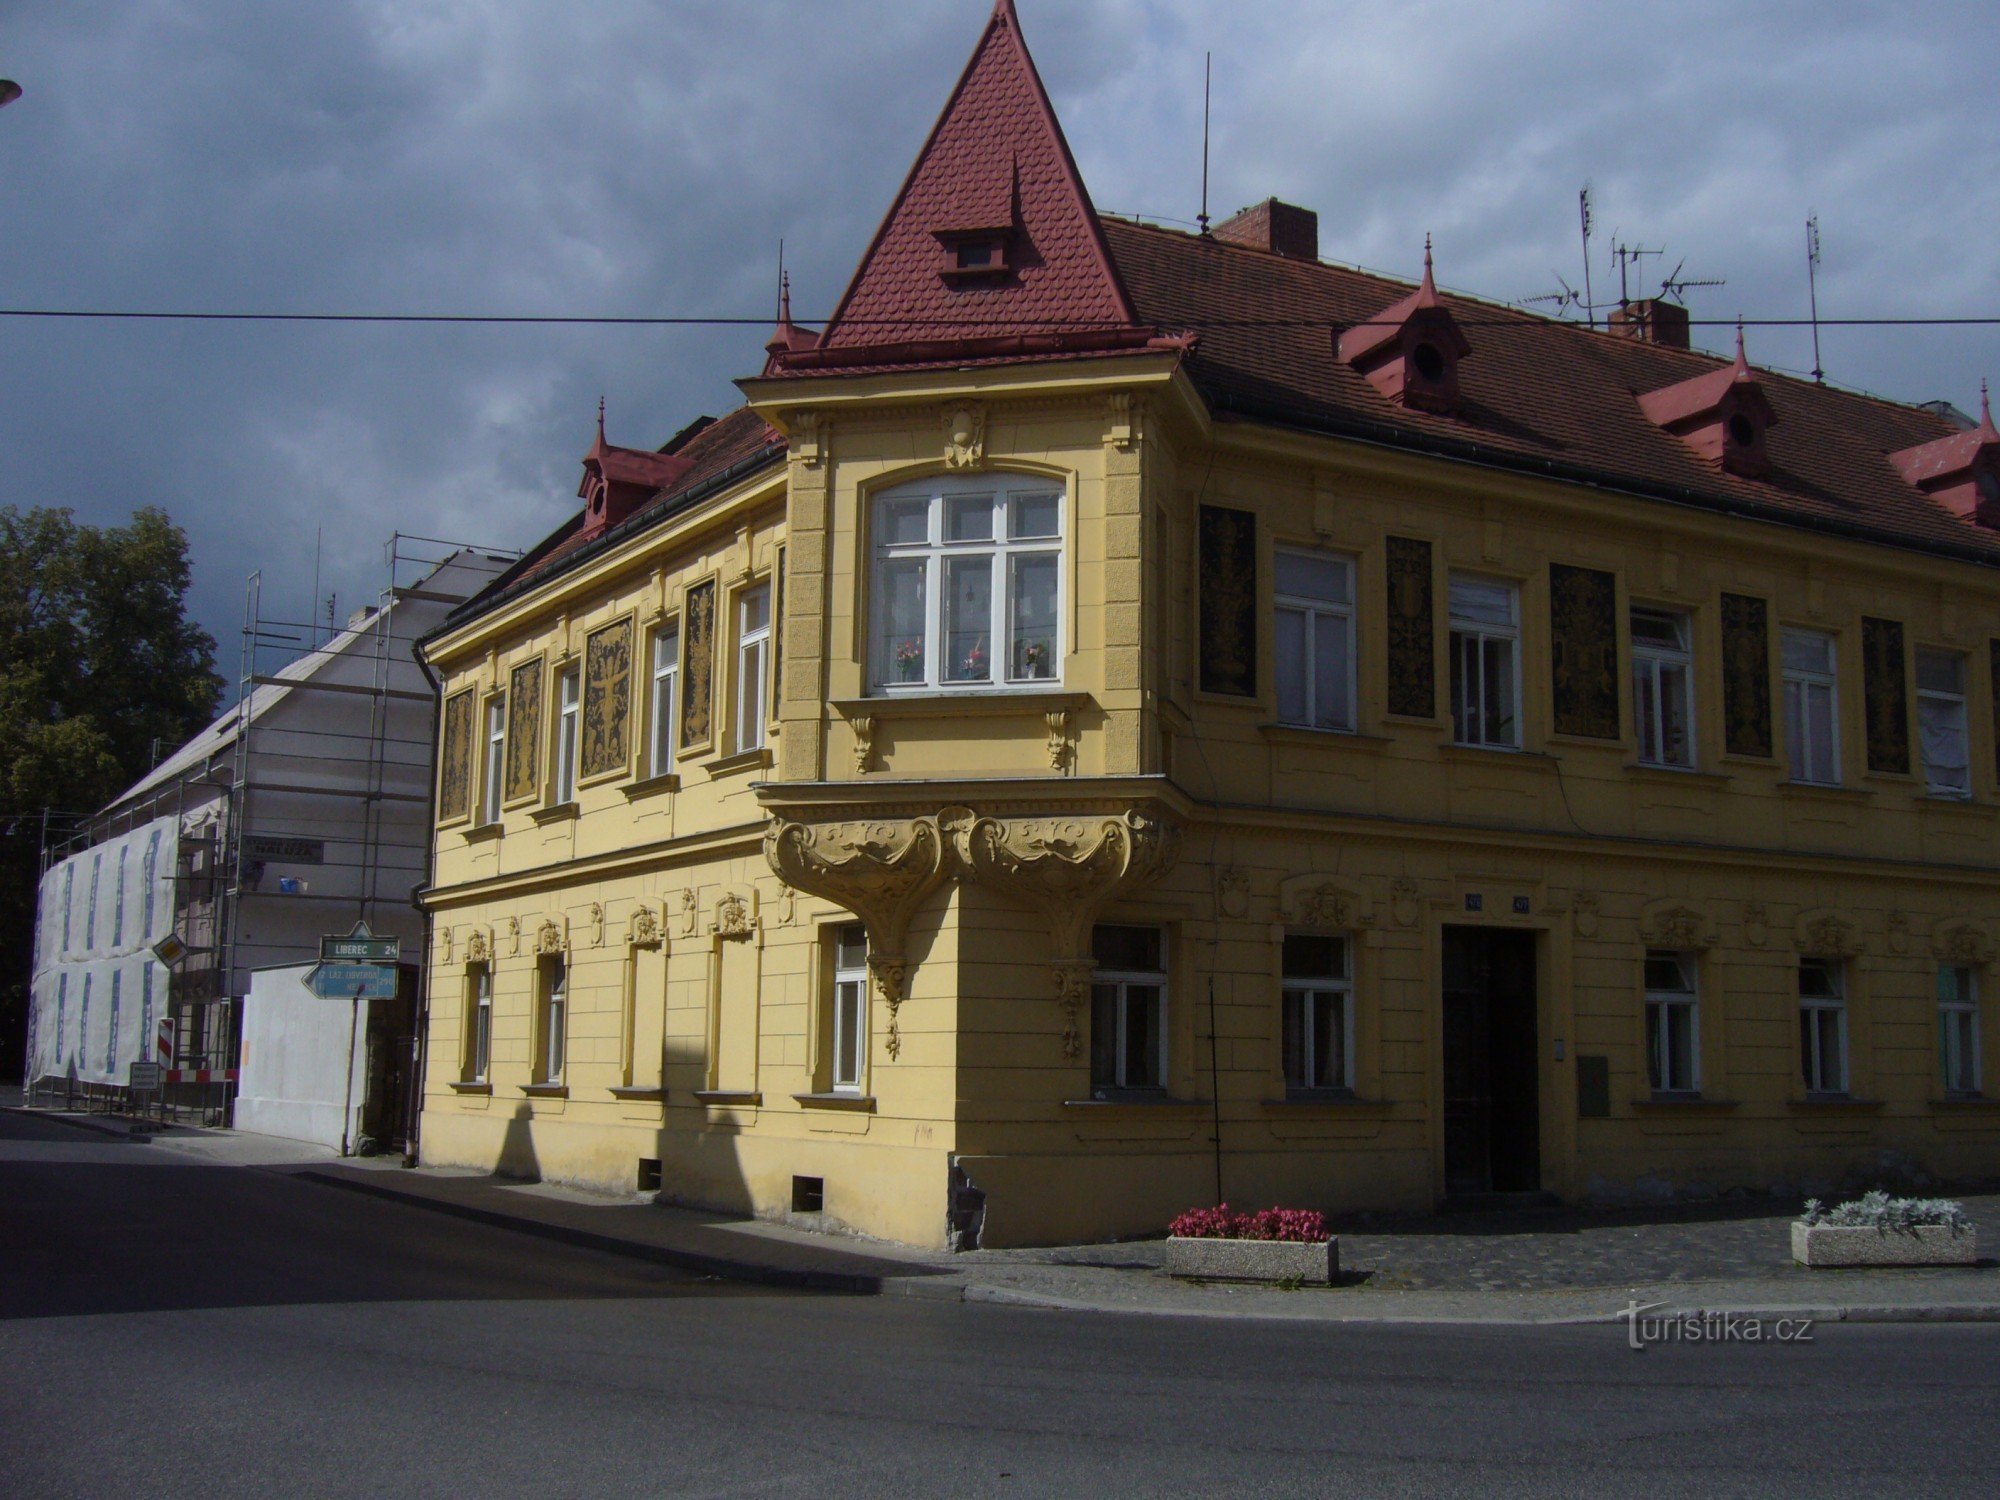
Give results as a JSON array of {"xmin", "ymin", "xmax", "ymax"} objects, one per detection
[
  {"xmin": 305, "ymin": 921, "xmax": 403, "ymax": 999},
  {"xmin": 320, "ymin": 920, "xmax": 400, "ymax": 964}
]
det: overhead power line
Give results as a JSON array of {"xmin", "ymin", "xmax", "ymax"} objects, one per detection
[{"xmin": 0, "ymin": 308, "xmax": 1993, "ymax": 330}]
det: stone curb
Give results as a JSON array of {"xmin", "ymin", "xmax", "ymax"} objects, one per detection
[{"xmin": 1, "ymin": 1105, "xmax": 160, "ymax": 1142}]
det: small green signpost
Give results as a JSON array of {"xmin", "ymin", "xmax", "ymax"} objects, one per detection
[{"xmin": 305, "ymin": 921, "xmax": 403, "ymax": 999}]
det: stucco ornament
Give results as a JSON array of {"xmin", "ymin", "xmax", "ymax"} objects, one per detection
[
  {"xmin": 764, "ymin": 816, "xmax": 953, "ymax": 1059},
  {"xmin": 629, "ymin": 904, "xmax": 662, "ymax": 948},
  {"xmin": 1795, "ymin": 910, "xmax": 1860, "ymax": 958},
  {"xmin": 506, "ymin": 916, "xmax": 522, "ymax": 957},
  {"xmin": 1217, "ymin": 867, "xmax": 1252, "ymax": 919},
  {"xmin": 954, "ymin": 809, "xmax": 1182, "ymax": 1059},
  {"xmin": 942, "ymin": 404, "xmax": 987, "ymax": 469},
  {"xmin": 438, "ymin": 925, "xmax": 454, "ymax": 963},
  {"xmin": 851, "ymin": 714, "xmax": 877, "ymax": 774},
  {"xmin": 714, "ymin": 891, "xmax": 755, "ymax": 939},
  {"xmin": 464, "ymin": 927, "xmax": 490, "ymax": 965},
  {"xmin": 535, "ymin": 919, "xmax": 565, "ymax": 955},
  {"xmin": 679, "ymin": 888, "xmax": 699, "ymax": 937},
  {"xmin": 1390, "ymin": 877, "xmax": 1422, "ymax": 929},
  {"xmin": 589, "ymin": 902, "xmax": 606, "ymax": 947},
  {"xmin": 790, "ymin": 408, "xmax": 824, "ymax": 468},
  {"xmin": 1642, "ymin": 901, "xmax": 1712, "ymax": 951},
  {"xmin": 1282, "ymin": 876, "xmax": 1372, "ymax": 931},
  {"xmin": 1887, "ymin": 911, "xmax": 1912, "ymax": 955},
  {"xmin": 1742, "ymin": 901, "xmax": 1769, "ymax": 947},
  {"xmin": 1045, "ymin": 709, "xmax": 1073, "ymax": 772},
  {"xmin": 1934, "ymin": 921, "xmax": 1993, "ymax": 966},
  {"xmin": 1572, "ymin": 891, "xmax": 1600, "ymax": 938}
]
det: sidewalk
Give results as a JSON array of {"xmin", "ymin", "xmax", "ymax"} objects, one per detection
[{"xmin": 294, "ymin": 1153, "xmax": 2000, "ymax": 1327}]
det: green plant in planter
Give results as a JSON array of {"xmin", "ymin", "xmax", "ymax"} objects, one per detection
[{"xmin": 1800, "ymin": 1190, "xmax": 1973, "ymax": 1236}]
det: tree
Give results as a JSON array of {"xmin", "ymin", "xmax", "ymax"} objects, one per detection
[{"xmin": 0, "ymin": 506, "xmax": 223, "ymax": 1083}]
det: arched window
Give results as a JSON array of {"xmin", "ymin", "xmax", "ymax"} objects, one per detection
[{"xmin": 870, "ymin": 473, "xmax": 1064, "ymax": 693}]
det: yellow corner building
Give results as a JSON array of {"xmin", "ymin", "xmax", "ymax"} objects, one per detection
[{"xmin": 415, "ymin": 1, "xmax": 2000, "ymax": 1247}]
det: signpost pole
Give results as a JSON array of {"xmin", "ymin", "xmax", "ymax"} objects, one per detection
[{"xmin": 339, "ymin": 985, "xmax": 361, "ymax": 1158}]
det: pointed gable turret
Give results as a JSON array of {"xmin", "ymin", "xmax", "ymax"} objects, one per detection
[
  {"xmin": 1638, "ymin": 326, "xmax": 1780, "ymax": 480},
  {"xmin": 767, "ymin": 0, "xmax": 1170, "ymax": 375},
  {"xmin": 576, "ymin": 403, "xmax": 695, "ymax": 542},
  {"xmin": 1336, "ymin": 238, "xmax": 1473, "ymax": 415},
  {"xmin": 1891, "ymin": 382, "xmax": 2000, "ymax": 527}
]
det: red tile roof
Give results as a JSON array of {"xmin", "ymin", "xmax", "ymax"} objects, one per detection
[{"xmin": 1099, "ymin": 217, "xmax": 1994, "ymax": 564}]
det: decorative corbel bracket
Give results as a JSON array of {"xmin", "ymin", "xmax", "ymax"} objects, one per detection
[{"xmin": 942, "ymin": 403, "xmax": 987, "ymax": 469}]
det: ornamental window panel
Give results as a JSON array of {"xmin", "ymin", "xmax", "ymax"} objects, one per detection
[
  {"xmin": 1938, "ymin": 964, "xmax": 1981, "ymax": 1096},
  {"xmin": 871, "ymin": 477, "xmax": 1063, "ymax": 692},
  {"xmin": 649, "ymin": 625, "xmax": 680, "ymax": 778},
  {"xmin": 1448, "ymin": 574, "xmax": 1521, "ymax": 748},
  {"xmin": 553, "ymin": 667, "xmax": 581, "ymax": 804},
  {"xmin": 736, "ymin": 585, "xmax": 770, "ymax": 753},
  {"xmin": 1643, "ymin": 950, "xmax": 1700, "ymax": 1094},
  {"xmin": 831, "ymin": 924, "xmax": 869, "ymax": 1095},
  {"xmin": 1090, "ymin": 924, "xmax": 1166, "ymax": 1093},
  {"xmin": 1798, "ymin": 956, "xmax": 1848, "ymax": 1095},
  {"xmin": 1781, "ymin": 628, "xmax": 1840, "ymax": 785},
  {"xmin": 480, "ymin": 696, "xmax": 506, "ymax": 825},
  {"xmin": 1282, "ymin": 933, "xmax": 1353, "ymax": 1091},
  {"xmin": 1916, "ymin": 648, "xmax": 1970, "ymax": 798},
  {"xmin": 1632, "ymin": 608, "xmax": 1695, "ymax": 769},
  {"xmin": 1274, "ymin": 550, "xmax": 1356, "ymax": 732}
]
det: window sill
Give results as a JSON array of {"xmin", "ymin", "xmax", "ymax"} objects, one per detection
[
  {"xmin": 1062, "ymin": 1094, "xmax": 1207, "ymax": 1115},
  {"xmin": 707, "ymin": 747, "xmax": 772, "ymax": 780},
  {"xmin": 1261, "ymin": 1091, "xmax": 1393, "ymax": 1114},
  {"xmin": 794, "ymin": 1091, "xmax": 877, "ymax": 1113},
  {"xmin": 694, "ymin": 1089, "xmax": 762, "ymax": 1107},
  {"xmin": 1631, "ymin": 1094, "xmax": 1739, "ymax": 1113},
  {"xmin": 521, "ymin": 1083, "xmax": 568, "ymax": 1099},
  {"xmin": 1545, "ymin": 731, "xmax": 1627, "ymax": 751},
  {"xmin": 623, "ymin": 771, "xmax": 681, "ymax": 803},
  {"xmin": 1931, "ymin": 1094, "xmax": 2000, "ymax": 1110},
  {"xmin": 1257, "ymin": 724, "xmax": 1390, "ymax": 751},
  {"xmin": 1919, "ymin": 794, "xmax": 1994, "ymax": 817},
  {"xmin": 463, "ymin": 821, "xmax": 505, "ymax": 844},
  {"xmin": 1624, "ymin": 763, "xmax": 1731, "ymax": 786},
  {"xmin": 447, "ymin": 1080, "xmax": 492, "ymax": 1095},
  {"xmin": 1777, "ymin": 780, "xmax": 1871, "ymax": 802},
  {"xmin": 835, "ymin": 690, "xmax": 1092, "ymax": 721},
  {"xmin": 1437, "ymin": 743, "xmax": 1554, "ymax": 769},
  {"xmin": 1787, "ymin": 1094, "xmax": 1883, "ymax": 1113},
  {"xmin": 1380, "ymin": 712, "xmax": 1448, "ymax": 733},
  {"xmin": 608, "ymin": 1086, "xmax": 665, "ymax": 1102},
  {"xmin": 530, "ymin": 802, "xmax": 579, "ymax": 826}
]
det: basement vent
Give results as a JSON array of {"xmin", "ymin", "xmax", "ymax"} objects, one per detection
[
  {"xmin": 637, "ymin": 1158, "xmax": 662, "ymax": 1193},
  {"xmin": 791, "ymin": 1175, "xmax": 825, "ymax": 1214}
]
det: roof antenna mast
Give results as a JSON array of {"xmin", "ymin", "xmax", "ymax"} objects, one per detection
[
  {"xmin": 1197, "ymin": 51, "xmax": 1212, "ymax": 235},
  {"xmin": 1578, "ymin": 185, "xmax": 1595, "ymax": 330},
  {"xmin": 1806, "ymin": 214, "xmax": 1825, "ymax": 385}
]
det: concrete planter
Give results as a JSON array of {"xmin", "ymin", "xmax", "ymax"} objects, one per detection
[
  {"xmin": 1791, "ymin": 1221, "xmax": 1978, "ymax": 1268},
  {"xmin": 1164, "ymin": 1235, "xmax": 1337, "ymax": 1284}
]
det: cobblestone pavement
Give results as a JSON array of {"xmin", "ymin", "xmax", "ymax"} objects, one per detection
[{"xmin": 964, "ymin": 1193, "xmax": 2000, "ymax": 1293}]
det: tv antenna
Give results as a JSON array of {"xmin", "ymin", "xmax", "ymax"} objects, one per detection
[
  {"xmin": 1806, "ymin": 214, "xmax": 1825, "ymax": 384},
  {"xmin": 1611, "ymin": 242, "xmax": 1663, "ymax": 308},
  {"xmin": 1197, "ymin": 52, "xmax": 1213, "ymax": 235},
  {"xmin": 1577, "ymin": 185, "xmax": 1595, "ymax": 328},
  {"xmin": 1523, "ymin": 272, "xmax": 1585, "ymax": 319},
  {"xmin": 1658, "ymin": 257, "xmax": 1726, "ymax": 305}
]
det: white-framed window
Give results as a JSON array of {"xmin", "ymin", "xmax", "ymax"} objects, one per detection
[
  {"xmin": 1644, "ymin": 951, "xmax": 1700, "ymax": 1094},
  {"xmin": 1448, "ymin": 574, "xmax": 1521, "ymax": 748},
  {"xmin": 1090, "ymin": 924, "xmax": 1166, "ymax": 1093},
  {"xmin": 465, "ymin": 964, "xmax": 492, "ymax": 1083},
  {"xmin": 1781, "ymin": 628, "xmax": 1840, "ymax": 785},
  {"xmin": 480, "ymin": 697, "xmax": 506, "ymax": 824},
  {"xmin": 1281, "ymin": 933, "xmax": 1353, "ymax": 1091},
  {"xmin": 536, "ymin": 954, "xmax": 567, "ymax": 1084},
  {"xmin": 1939, "ymin": 964, "xmax": 1981, "ymax": 1096},
  {"xmin": 871, "ymin": 475, "xmax": 1062, "ymax": 692},
  {"xmin": 648, "ymin": 624, "xmax": 679, "ymax": 778},
  {"xmin": 736, "ymin": 584, "xmax": 770, "ymax": 753},
  {"xmin": 1632, "ymin": 607, "xmax": 1695, "ymax": 769},
  {"xmin": 1798, "ymin": 956, "xmax": 1847, "ymax": 1094},
  {"xmin": 553, "ymin": 666, "xmax": 580, "ymax": 804},
  {"xmin": 831, "ymin": 924, "xmax": 868, "ymax": 1094},
  {"xmin": 1274, "ymin": 549, "xmax": 1356, "ymax": 731},
  {"xmin": 1917, "ymin": 647, "xmax": 1970, "ymax": 798}
]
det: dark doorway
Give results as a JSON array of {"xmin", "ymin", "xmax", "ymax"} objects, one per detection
[{"xmin": 1441, "ymin": 927, "xmax": 1540, "ymax": 1197}]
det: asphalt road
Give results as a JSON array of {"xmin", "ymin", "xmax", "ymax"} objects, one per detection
[{"xmin": 3, "ymin": 1109, "xmax": 1997, "ymax": 1499}]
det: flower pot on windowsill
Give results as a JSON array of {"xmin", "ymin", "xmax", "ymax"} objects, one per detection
[
  {"xmin": 1790, "ymin": 1222, "xmax": 1978, "ymax": 1268},
  {"xmin": 1163, "ymin": 1235, "xmax": 1338, "ymax": 1284}
]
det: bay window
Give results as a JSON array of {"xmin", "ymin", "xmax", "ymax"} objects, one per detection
[
  {"xmin": 1449, "ymin": 574, "xmax": 1520, "ymax": 748},
  {"xmin": 1632, "ymin": 608, "xmax": 1694, "ymax": 768},
  {"xmin": 1917, "ymin": 648, "xmax": 1970, "ymax": 798},
  {"xmin": 1781, "ymin": 628, "xmax": 1840, "ymax": 785},
  {"xmin": 872, "ymin": 477, "xmax": 1062, "ymax": 692},
  {"xmin": 1274, "ymin": 550, "xmax": 1356, "ymax": 731},
  {"xmin": 1090, "ymin": 924, "xmax": 1166, "ymax": 1093},
  {"xmin": 1644, "ymin": 951, "xmax": 1700, "ymax": 1094},
  {"xmin": 1282, "ymin": 933, "xmax": 1353, "ymax": 1091}
]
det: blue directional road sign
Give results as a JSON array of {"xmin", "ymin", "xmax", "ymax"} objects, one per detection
[{"xmin": 306, "ymin": 961, "xmax": 401, "ymax": 1001}]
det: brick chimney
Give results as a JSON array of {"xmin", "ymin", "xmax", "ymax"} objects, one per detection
[
  {"xmin": 1608, "ymin": 298, "xmax": 1692, "ymax": 350},
  {"xmin": 1213, "ymin": 198, "xmax": 1319, "ymax": 260}
]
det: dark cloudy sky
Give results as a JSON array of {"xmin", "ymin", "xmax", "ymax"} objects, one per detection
[{"xmin": 3, "ymin": 0, "xmax": 1994, "ymax": 667}]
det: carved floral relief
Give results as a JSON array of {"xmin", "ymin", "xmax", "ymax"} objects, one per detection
[{"xmin": 582, "ymin": 620, "xmax": 633, "ymax": 779}]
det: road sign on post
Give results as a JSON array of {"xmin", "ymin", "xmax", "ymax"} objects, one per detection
[
  {"xmin": 305, "ymin": 962, "xmax": 402, "ymax": 1001},
  {"xmin": 320, "ymin": 920, "xmax": 401, "ymax": 965}
]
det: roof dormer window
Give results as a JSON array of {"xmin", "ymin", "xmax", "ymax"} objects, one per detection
[
  {"xmin": 1336, "ymin": 238, "xmax": 1472, "ymax": 417},
  {"xmin": 937, "ymin": 228, "xmax": 1014, "ymax": 283},
  {"xmin": 1637, "ymin": 327, "xmax": 1779, "ymax": 481},
  {"xmin": 1890, "ymin": 382, "xmax": 2000, "ymax": 528}
]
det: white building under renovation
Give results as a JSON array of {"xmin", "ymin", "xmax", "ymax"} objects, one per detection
[{"xmin": 26, "ymin": 540, "xmax": 511, "ymax": 1151}]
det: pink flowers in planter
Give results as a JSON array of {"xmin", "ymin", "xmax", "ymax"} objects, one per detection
[{"xmin": 1168, "ymin": 1204, "xmax": 1330, "ymax": 1243}]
